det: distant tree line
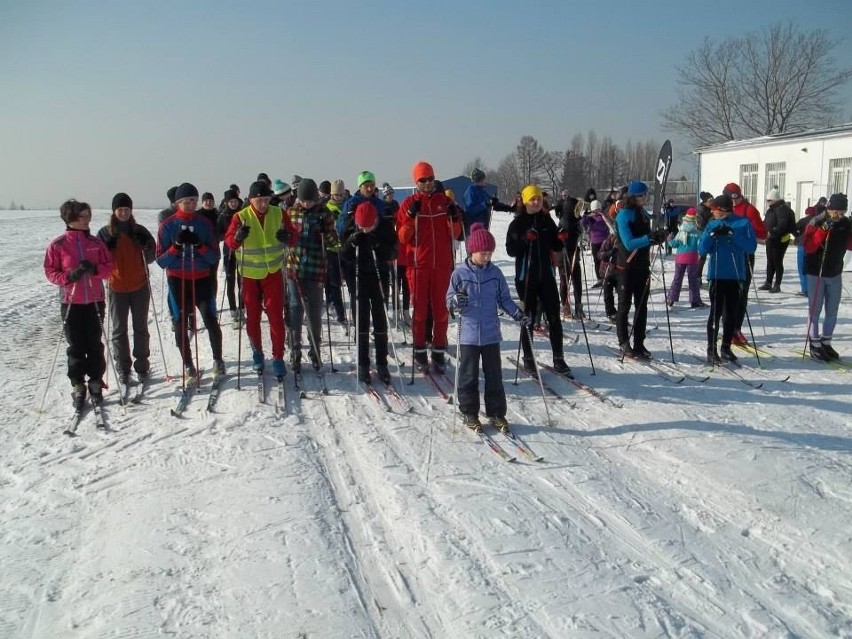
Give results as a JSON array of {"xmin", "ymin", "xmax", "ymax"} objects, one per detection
[
  {"xmin": 463, "ymin": 132, "xmax": 660, "ymax": 200},
  {"xmin": 0, "ymin": 201, "xmax": 26, "ymax": 210}
]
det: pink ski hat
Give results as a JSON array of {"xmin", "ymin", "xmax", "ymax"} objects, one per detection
[{"xmin": 467, "ymin": 222, "xmax": 496, "ymax": 253}]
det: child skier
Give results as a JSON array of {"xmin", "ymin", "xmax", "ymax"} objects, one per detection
[
  {"xmin": 340, "ymin": 201, "xmax": 398, "ymax": 384},
  {"xmin": 44, "ymin": 199, "xmax": 114, "ymax": 409},
  {"xmin": 666, "ymin": 208, "xmax": 704, "ymax": 308},
  {"xmin": 447, "ymin": 223, "xmax": 529, "ymax": 432}
]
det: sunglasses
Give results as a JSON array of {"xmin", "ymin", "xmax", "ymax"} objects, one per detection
[{"xmin": 417, "ymin": 176, "xmax": 435, "ymax": 184}]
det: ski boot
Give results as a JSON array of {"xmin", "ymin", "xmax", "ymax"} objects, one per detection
[
  {"xmin": 431, "ymin": 350, "xmax": 446, "ymax": 374},
  {"xmin": 633, "ymin": 344, "xmax": 652, "ymax": 360},
  {"xmin": 462, "ymin": 414, "xmax": 482, "ymax": 432},
  {"xmin": 358, "ymin": 365, "xmax": 371, "ymax": 384},
  {"xmin": 252, "ymin": 350, "xmax": 265, "ymax": 373},
  {"xmin": 821, "ymin": 338, "xmax": 839, "ymax": 360},
  {"xmin": 522, "ymin": 357, "xmax": 538, "ymax": 378},
  {"xmin": 414, "ymin": 350, "xmax": 430, "ymax": 374},
  {"xmin": 71, "ymin": 383, "xmax": 87, "ymax": 412},
  {"xmin": 707, "ymin": 346, "xmax": 721, "ymax": 365},
  {"xmin": 272, "ymin": 358, "xmax": 287, "ymax": 379},
  {"xmin": 376, "ymin": 365, "xmax": 391, "ymax": 385},
  {"xmin": 619, "ymin": 342, "xmax": 635, "ymax": 359},
  {"xmin": 552, "ymin": 357, "xmax": 571, "ymax": 376},
  {"xmin": 308, "ymin": 349, "xmax": 321, "ymax": 371},
  {"xmin": 490, "ymin": 416, "xmax": 511, "ymax": 433},
  {"xmin": 88, "ymin": 379, "xmax": 104, "ymax": 405},
  {"xmin": 212, "ymin": 359, "xmax": 226, "ymax": 379},
  {"xmin": 720, "ymin": 344, "xmax": 738, "ymax": 362},
  {"xmin": 809, "ymin": 340, "xmax": 830, "ymax": 362}
]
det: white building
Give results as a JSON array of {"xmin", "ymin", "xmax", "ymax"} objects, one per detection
[{"xmin": 696, "ymin": 123, "xmax": 852, "ymax": 217}]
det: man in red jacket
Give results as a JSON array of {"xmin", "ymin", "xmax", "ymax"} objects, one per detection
[
  {"xmin": 398, "ymin": 161, "xmax": 462, "ymax": 373},
  {"xmin": 722, "ymin": 182, "xmax": 767, "ymax": 345}
]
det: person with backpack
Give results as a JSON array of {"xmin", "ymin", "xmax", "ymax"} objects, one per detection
[{"xmin": 760, "ymin": 189, "xmax": 797, "ymax": 293}]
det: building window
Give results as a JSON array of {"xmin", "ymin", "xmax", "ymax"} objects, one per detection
[
  {"xmin": 765, "ymin": 162, "xmax": 786, "ymax": 198},
  {"xmin": 828, "ymin": 158, "xmax": 852, "ymax": 195},
  {"xmin": 739, "ymin": 163, "xmax": 758, "ymax": 203}
]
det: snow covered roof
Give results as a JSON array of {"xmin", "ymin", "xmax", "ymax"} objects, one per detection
[{"xmin": 695, "ymin": 122, "xmax": 852, "ymax": 154}]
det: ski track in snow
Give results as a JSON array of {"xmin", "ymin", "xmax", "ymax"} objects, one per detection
[{"xmin": 1, "ymin": 210, "xmax": 851, "ymax": 638}]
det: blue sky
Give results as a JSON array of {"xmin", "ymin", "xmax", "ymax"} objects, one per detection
[{"xmin": 2, "ymin": 0, "xmax": 851, "ymax": 208}]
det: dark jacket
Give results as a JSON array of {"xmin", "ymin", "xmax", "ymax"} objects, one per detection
[
  {"xmin": 505, "ymin": 210, "xmax": 563, "ymax": 283},
  {"xmin": 339, "ymin": 215, "xmax": 398, "ymax": 278},
  {"xmin": 556, "ymin": 196, "xmax": 582, "ymax": 257},
  {"xmin": 763, "ymin": 201, "xmax": 796, "ymax": 242}
]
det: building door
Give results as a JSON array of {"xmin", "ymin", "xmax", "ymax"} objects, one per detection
[{"xmin": 796, "ymin": 181, "xmax": 814, "ymax": 218}]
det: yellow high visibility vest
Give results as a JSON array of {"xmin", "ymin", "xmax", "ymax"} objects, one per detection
[{"xmin": 236, "ymin": 205, "xmax": 287, "ymax": 279}]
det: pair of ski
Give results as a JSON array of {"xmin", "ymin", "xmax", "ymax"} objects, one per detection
[
  {"xmin": 607, "ymin": 347, "xmax": 706, "ymax": 385},
  {"xmin": 790, "ymin": 348, "xmax": 851, "ymax": 374},
  {"xmin": 471, "ymin": 420, "xmax": 543, "ymax": 463},
  {"xmin": 507, "ymin": 356, "xmax": 600, "ymax": 408},
  {"xmin": 171, "ymin": 371, "xmax": 203, "ymax": 417},
  {"xmin": 117, "ymin": 373, "xmax": 150, "ymax": 406},
  {"xmin": 362, "ymin": 369, "xmax": 412, "ymax": 413},
  {"xmin": 690, "ymin": 354, "xmax": 766, "ymax": 389},
  {"xmin": 63, "ymin": 397, "xmax": 106, "ymax": 436}
]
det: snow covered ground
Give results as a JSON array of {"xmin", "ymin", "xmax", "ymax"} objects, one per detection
[{"xmin": 2, "ymin": 208, "xmax": 851, "ymax": 638}]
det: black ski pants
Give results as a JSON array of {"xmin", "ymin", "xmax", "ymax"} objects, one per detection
[
  {"xmin": 62, "ymin": 301, "xmax": 106, "ymax": 385},
  {"xmin": 457, "ymin": 343, "xmax": 506, "ymax": 419},
  {"xmin": 616, "ymin": 266, "xmax": 650, "ymax": 347}
]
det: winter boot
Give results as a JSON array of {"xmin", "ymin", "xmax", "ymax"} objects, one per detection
[
  {"xmin": 71, "ymin": 383, "xmax": 87, "ymax": 411},
  {"xmin": 490, "ymin": 416, "xmax": 511, "ymax": 433},
  {"xmin": 707, "ymin": 346, "xmax": 721, "ymax": 365},
  {"xmin": 770, "ymin": 285, "xmax": 781, "ymax": 293},
  {"xmin": 619, "ymin": 342, "xmax": 635, "ymax": 358},
  {"xmin": 358, "ymin": 365, "xmax": 371, "ymax": 384},
  {"xmin": 758, "ymin": 282, "xmax": 772, "ymax": 291},
  {"xmin": 308, "ymin": 349, "xmax": 321, "ymax": 371},
  {"xmin": 552, "ymin": 357, "xmax": 571, "ymax": 376},
  {"xmin": 414, "ymin": 350, "xmax": 430, "ymax": 373},
  {"xmin": 809, "ymin": 340, "xmax": 830, "ymax": 361},
  {"xmin": 272, "ymin": 358, "xmax": 287, "ymax": 378},
  {"xmin": 462, "ymin": 414, "xmax": 482, "ymax": 432},
  {"xmin": 376, "ymin": 365, "xmax": 391, "ymax": 385},
  {"xmin": 88, "ymin": 379, "xmax": 104, "ymax": 405},
  {"xmin": 212, "ymin": 358, "xmax": 226, "ymax": 379},
  {"xmin": 821, "ymin": 338, "xmax": 839, "ymax": 360},
  {"xmin": 431, "ymin": 349, "xmax": 446, "ymax": 373},
  {"xmin": 184, "ymin": 362, "xmax": 198, "ymax": 381},
  {"xmin": 719, "ymin": 344, "xmax": 738, "ymax": 362},
  {"xmin": 633, "ymin": 344, "xmax": 652, "ymax": 360},
  {"xmin": 731, "ymin": 330, "xmax": 748, "ymax": 346},
  {"xmin": 252, "ymin": 350, "xmax": 265, "ymax": 373}
]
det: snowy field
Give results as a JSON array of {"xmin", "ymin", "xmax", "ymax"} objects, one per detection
[{"xmin": 1, "ymin": 208, "xmax": 851, "ymax": 638}]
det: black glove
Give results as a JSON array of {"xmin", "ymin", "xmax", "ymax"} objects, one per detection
[
  {"xmin": 455, "ymin": 291, "xmax": 469, "ymax": 309},
  {"xmin": 490, "ymin": 197, "xmax": 499, "ymax": 207},
  {"xmin": 649, "ymin": 228, "xmax": 668, "ymax": 245},
  {"xmin": 234, "ymin": 225, "xmax": 250, "ymax": 244},
  {"xmin": 821, "ymin": 217, "xmax": 836, "ymax": 231},
  {"xmin": 176, "ymin": 228, "xmax": 200, "ymax": 247},
  {"xmin": 809, "ymin": 212, "xmax": 828, "ymax": 228},
  {"xmin": 275, "ymin": 228, "xmax": 291, "ymax": 243},
  {"xmin": 68, "ymin": 265, "xmax": 86, "ymax": 282},
  {"xmin": 79, "ymin": 259, "xmax": 97, "ymax": 274},
  {"xmin": 104, "ymin": 234, "xmax": 118, "ymax": 250},
  {"xmin": 346, "ymin": 230, "xmax": 364, "ymax": 248},
  {"xmin": 710, "ymin": 224, "xmax": 733, "ymax": 238},
  {"xmin": 519, "ymin": 313, "xmax": 533, "ymax": 329},
  {"xmin": 447, "ymin": 204, "xmax": 459, "ymax": 221},
  {"xmin": 406, "ymin": 200, "xmax": 420, "ymax": 219}
]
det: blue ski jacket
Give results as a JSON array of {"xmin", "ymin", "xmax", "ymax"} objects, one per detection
[{"xmin": 446, "ymin": 258, "xmax": 522, "ymax": 346}]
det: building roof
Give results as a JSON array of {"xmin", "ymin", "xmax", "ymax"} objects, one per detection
[{"xmin": 695, "ymin": 122, "xmax": 852, "ymax": 154}]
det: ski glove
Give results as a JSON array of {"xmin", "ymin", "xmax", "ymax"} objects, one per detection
[
  {"xmin": 524, "ymin": 229, "xmax": 538, "ymax": 243},
  {"xmin": 557, "ymin": 230, "xmax": 570, "ymax": 242},
  {"xmin": 710, "ymin": 225, "xmax": 733, "ymax": 238},
  {"xmin": 80, "ymin": 259, "xmax": 97, "ymax": 274},
  {"xmin": 68, "ymin": 265, "xmax": 87, "ymax": 282},
  {"xmin": 176, "ymin": 228, "xmax": 200, "ymax": 247},
  {"xmin": 809, "ymin": 212, "xmax": 828, "ymax": 228},
  {"xmin": 275, "ymin": 228, "xmax": 291, "ymax": 243},
  {"xmin": 649, "ymin": 228, "xmax": 669, "ymax": 245},
  {"xmin": 490, "ymin": 197, "xmax": 499, "ymax": 206},
  {"xmin": 346, "ymin": 230, "xmax": 365, "ymax": 248},
  {"xmin": 454, "ymin": 291, "xmax": 469, "ymax": 309},
  {"xmin": 234, "ymin": 225, "xmax": 250, "ymax": 243},
  {"xmin": 406, "ymin": 200, "xmax": 420, "ymax": 218},
  {"xmin": 519, "ymin": 313, "xmax": 534, "ymax": 329}
]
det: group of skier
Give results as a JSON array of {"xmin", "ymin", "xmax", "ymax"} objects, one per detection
[{"xmin": 43, "ymin": 163, "xmax": 850, "ymax": 430}]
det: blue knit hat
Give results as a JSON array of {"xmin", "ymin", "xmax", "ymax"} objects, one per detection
[{"xmin": 627, "ymin": 181, "xmax": 648, "ymax": 196}]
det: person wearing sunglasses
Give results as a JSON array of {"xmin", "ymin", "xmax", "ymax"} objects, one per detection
[
  {"xmin": 398, "ymin": 161, "xmax": 463, "ymax": 373},
  {"xmin": 722, "ymin": 182, "xmax": 767, "ymax": 345}
]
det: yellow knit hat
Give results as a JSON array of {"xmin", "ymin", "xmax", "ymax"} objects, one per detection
[{"xmin": 521, "ymin": 185, "xmax": 543, "ymax": 205}]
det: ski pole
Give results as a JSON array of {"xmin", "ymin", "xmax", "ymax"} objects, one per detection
[
  {"xmin": 293, "ymin": 275, "xmax": 324, "ymax": 373},
  {"xmin": 355, "ymin": 242, "xmax": 361, "ymax": 389},
  {"xmin": 524, "ymin": 322, "xmax": 553, "ymax": 427},
  {"xmin": 142, "ymin": 255, "xmax": 172, "ymax": 382},
  {"xmin": 320, "ymin": 235, "xmax": 338, "ymax": 373},
  {"xmin": 746, "ymin": 258, "xmax": 768, "ymax": 338},
  {"xmin": 38, "ymin": 281, "xmax": 78, "ymax": 415},
  {"xmin": 574, "ymin": 248, "xmax": 596, "ymax": 374},
  {"xmin": 802, "ymin": 229, "xmax": 829, "ymax": 359},
  {"xmin": 654, "ymin": 242, "xmax": 676, "ymax": 363},
  {"xmin": 372, "ymin": 248, "xmax": 407, "ymax": 392},
  {"xmin": 408, "ymin": 216, "xmax": 418, "ymax": 385},
  {"xmin": 189, "ymin": 227, "xmax": 200, "ymax": 378},
  {"xmin": 730, "ymin": 242, "xmax": 761, "ymax": 367},
  {"xmin": 451, "ymin": 303, "xmax": 463, "ymax": 437},
  {"xmin": 235, "ymin": 248, "xmax": 245, "ymax": 390},
  {"xmin": 513, "ymin": 248, "xmax": 534, "ymax": 385}
]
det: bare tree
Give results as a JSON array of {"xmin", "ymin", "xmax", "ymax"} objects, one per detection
[
  {"xmin": 662, "ymin": 22, "xmax": 852, "ymax": 146},
  {"xmin": 495, "ymin": 153, "xmax": 523, "ymax": 200},
  {"xmin": 514, "ymin": 135, "xmax": 549, "ymax": 185},
  {"xmin": 541, "ymin": 151, "xmax": 564, "ymax": 195},
  {"xmin": 461, "ymin": 157, "xmax": 488, "ymax": 178}
]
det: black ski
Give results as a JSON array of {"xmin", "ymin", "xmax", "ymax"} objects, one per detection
[{"xmin": 540, "ymin": 363, "xmax": 624, "ymax": 408}]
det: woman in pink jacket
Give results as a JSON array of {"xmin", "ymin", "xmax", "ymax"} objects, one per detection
[{"xmin": 44, "ymin": 199, "xmax": 113, "ymax": 409}]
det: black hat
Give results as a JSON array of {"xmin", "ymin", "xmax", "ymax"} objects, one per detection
[
  {"xmin": 229, "ymin": 183, "xmax": 240, "ymax": 192},
  {"xmin": 828, "ymin": 193, "xmax": 848, "ymax": 211},
  {"xmin": 256, "ymin": 172, "xmax": 270, "ymax": 183},
  {"xmin": 201, "ymin": 191, "xmax": 214, "ymax": 201},
  {"xmin": 297, "ymin": 178, "xmax": 319, "ymax": 202},
  {"xmin": 111, "ymin": 192, "xmax": 133, "ymax": 211},
  {"xmin": 223, "ymin": 189, "xmax": 239, "ymax": 201},
  {"xmin": 174, "ymin": 182, "xmax": 199, "ymax": 202},
  {"xmin": 817, "ymin": 196, "xmax": 828, "ymax": 205},
  {"xmin": 319, "ymin": 180, "xmax": 331, "ymax": 195},
  {"xmin": 712, "ymin": 193, "xmax": 733, "ymax": 211},
  {"xmin": 699, "ymin": 191, "xmax": 713, "ymax": 203},
  {"xmin": 167, "ymin": 186, "xmax": 178, "ymax": 204},
  {"xmin": 248, "ymin": 180, "xmax": 273, "ymax": 199}
]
